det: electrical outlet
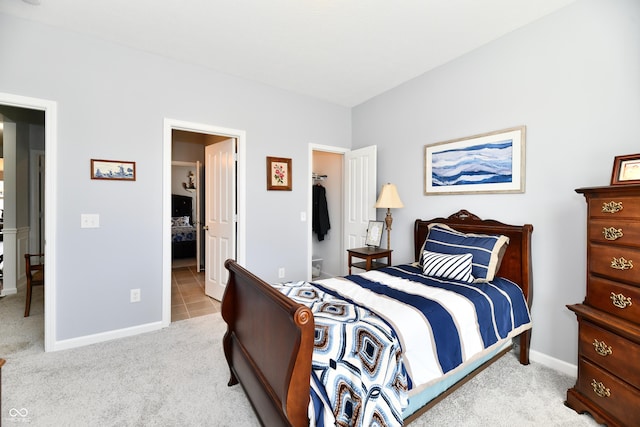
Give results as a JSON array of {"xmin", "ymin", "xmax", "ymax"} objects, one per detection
[
  {"xmin": 278, "ymin": 267, "xmax": 285, "ymax": 278},
  {"xmin": 130, "ymin": 288, "xmax": 141, "ymax": 303}
]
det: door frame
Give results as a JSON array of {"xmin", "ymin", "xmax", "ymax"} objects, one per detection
[
  {"xmin": 307, "ymin": 144, "xmax": 349, "ymax": 279},
  {"xmin": 163, "ymin": 118, "xmax": 246, "ymax": 326},
  {"xmin": 0, "ymin": 92, "xmax": 58, "ymax": 352}
]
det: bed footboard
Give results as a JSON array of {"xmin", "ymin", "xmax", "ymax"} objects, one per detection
[{"xmin": 222, "ymin": 259, "xmax": 314, "ymax": 427}]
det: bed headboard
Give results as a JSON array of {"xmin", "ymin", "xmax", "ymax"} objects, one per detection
[
  {"xmin": 414, "ymin": 209, "xmax": 533, "ymax": 308},
  {"xmin": 172, "ymin": 194, "xmax": 193, "ymax": 221}
]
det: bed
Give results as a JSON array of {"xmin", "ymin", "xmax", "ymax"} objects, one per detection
[
  {"xmin": 171, "ymin": 194, "xmax": 197, "ymax": 259},
  {"xmin": 221, "ymin": 209, "xmax": 533, "ymax": 426}
]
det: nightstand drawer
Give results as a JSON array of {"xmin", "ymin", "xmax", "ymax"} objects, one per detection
[
  {"xmin": 576, "ymin": 358, "xmax": 640, "ymax": 427},
  {"xmin": 587, "ymin": 276, "xmax": 640, "ymax": 322},
  {"xmin": 589, "ymin": 196, "xmax": 640, "ymax": 219},
  {"xmin": 590, "ymin": 244, "xmax": 640, "ymax": 284},
  {"xmin": 579, "ymin": 320, "xmax": 640, "ymax": 389},
  {"xmin": 589, "ymin": 220, "xmax": 640, "ymax": 248}
]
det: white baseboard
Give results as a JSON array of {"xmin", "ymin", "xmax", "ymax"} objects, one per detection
[
  {"xmin": 0, "ymin": 288, "xmax": 18, "ymax": 297},
  {"xmin": 51, "ymin": 320, "xmax": 165, "ymax": 352},
  {"xmin": 530, "ymin": 349, "xmax": 577, "ymax": 378}
]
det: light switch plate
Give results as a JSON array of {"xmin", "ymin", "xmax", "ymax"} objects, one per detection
[{"xmin": 81, "ymin": 214, "xmax": 100, "ymax": 228}]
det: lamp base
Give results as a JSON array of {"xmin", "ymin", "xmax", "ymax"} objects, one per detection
[{"xmin": 384, "ymin": 208, "xmax": 393, "ymax": 249}]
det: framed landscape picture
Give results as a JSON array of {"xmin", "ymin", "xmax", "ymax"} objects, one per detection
[
  {"xmin": 91, "ymin": 159, "xmax": 136, "ymax": 181},
  {"xmin": 424, "ymin": 126, "xmax": 525, "ymax": 195}
]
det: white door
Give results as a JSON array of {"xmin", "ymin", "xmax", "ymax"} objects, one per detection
[
  {"xmin": 343, "ymin": 145, "xmax": 377, "ymax": 256},
  {"xmin": 204, "ymin": 139, "xmax": 236, "ymax": 300}
]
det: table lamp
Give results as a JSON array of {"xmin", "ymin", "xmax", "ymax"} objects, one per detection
[{"xmin": 374, "ymin": 183, "xmax": 404, "ymax": 249}]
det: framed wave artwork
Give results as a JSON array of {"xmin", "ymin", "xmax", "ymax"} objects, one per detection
[{"xmin": 424, "ymin": 126, "xmax": 526, "ymax": 195}]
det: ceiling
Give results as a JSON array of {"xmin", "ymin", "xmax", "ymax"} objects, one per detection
[{"xmin": 0, "ymin": 0, "xmax": 577, "ymax": 107}]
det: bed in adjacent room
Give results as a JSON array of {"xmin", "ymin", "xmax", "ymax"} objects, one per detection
[
  {"xmin": 171, "ymin": 194, "xmax": 197, "ymax": 260},
  {"xmin": 221, "ymin": 209, "xmax": 533, "ymax": 426}
]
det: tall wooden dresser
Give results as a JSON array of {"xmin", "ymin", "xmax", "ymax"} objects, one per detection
[{"xmin": 566, "ymin": 185, "xmax": 640, "ymax": 426}]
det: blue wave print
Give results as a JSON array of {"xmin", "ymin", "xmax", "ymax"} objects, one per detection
[{"xmin": 431, "ymin": 140, "xmax": 513, "ymax": 187}]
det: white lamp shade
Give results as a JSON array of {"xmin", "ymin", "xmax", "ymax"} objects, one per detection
[{"xmin": 375, "ymin": 183, "xmax": 404, "ymax": 209}]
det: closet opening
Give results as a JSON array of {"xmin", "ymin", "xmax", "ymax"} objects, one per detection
[{"xmin": 311, "ymin": 149, "xmax": 344, "ymax": 279}]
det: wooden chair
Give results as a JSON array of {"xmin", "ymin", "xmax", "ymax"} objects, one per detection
[{"xmin": 24, "ymin": 253, "xmax": 44, "ymax": 317}]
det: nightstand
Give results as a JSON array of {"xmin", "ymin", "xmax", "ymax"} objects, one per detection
[{"xmin": 347, "ymin": 247, "xmax": 392, "ymax": 274}]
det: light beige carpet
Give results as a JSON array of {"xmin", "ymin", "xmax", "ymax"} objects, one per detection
[{"xmin": 1, "ymin": 288, "xmax": 600, "ymax": 426}]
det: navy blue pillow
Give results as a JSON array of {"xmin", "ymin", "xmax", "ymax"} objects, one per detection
[{"xmin": 421, "ymin": 224, "xmax": 509, "ymax": 282}]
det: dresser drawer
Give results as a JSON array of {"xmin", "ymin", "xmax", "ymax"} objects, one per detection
[
  {"xmin": 576, "ymin": 358, "xmax": 640, "ymax": 426},
  {"xmin": 587, "ymin": 276, "xmax": 640, "ymax": 322},
  {"xmin": 589, "ymin": 196, "xmax": 640, "ymax": 219},
  {"xmin": 579, "ymin": 320, "xmax": 640, "ymax": 389},
  {"xmin": 589, "ymin": 219, "xmax": 640, "ymax": 248},
  {"xmin": 590, "ymin": 244, "xmax": 640, "ymax": 284}
]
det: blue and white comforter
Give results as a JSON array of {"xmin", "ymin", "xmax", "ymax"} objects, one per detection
[
  {"xmin": 171, "ymin": 226, "xmax": 196, "ymax": 243},
  {"xmin": 274, "ymin": 264, "xmax": 532, "ymax": 427}
]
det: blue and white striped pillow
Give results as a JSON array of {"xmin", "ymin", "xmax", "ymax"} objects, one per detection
[
  {"xmin": 422, "ymin": 250, "xmax": 474, "ymax": 283},
  {"xmin": 421, "ymin": 224, "xmax": 509, "ymax": 282}
]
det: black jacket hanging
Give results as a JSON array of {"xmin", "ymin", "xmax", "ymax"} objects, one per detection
[{"xmin": 312, "ymin": 184, "xmax": 331, "ymax": 241}]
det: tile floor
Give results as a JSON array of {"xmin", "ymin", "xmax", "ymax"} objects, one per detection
[{"xmin": 171, "ymin": 261, "xmax": 221, "ymax": 322}]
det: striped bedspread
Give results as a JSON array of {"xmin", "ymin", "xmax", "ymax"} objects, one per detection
[{"xmin": 274, "ymin": 263, "xmax": 532, "ymax": 427}]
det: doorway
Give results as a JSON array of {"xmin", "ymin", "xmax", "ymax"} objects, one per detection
[
  {"xmin": 163, "ymin": 119, "xmax": 246, "ymax": 326},
  {"xmin": 0, "ymin": 92, "xmax": 57, "ymax": 351},
  {"xmin": 311, "ymin": 149, "xmax": 343, "ymax": 278},
  {"xmin": 308, "ymin": 144, "xmax": 377, "ymax": 279}
]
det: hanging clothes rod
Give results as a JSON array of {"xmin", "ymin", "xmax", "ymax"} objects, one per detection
[{"xmin": 312, "ymin": 172, "xmax": 328, "ymax": 181}]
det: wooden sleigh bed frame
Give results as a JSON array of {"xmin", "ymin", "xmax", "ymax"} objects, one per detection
[{"xmin": 221, "ymin": 209, "xmax": 533, "ymax": 426}]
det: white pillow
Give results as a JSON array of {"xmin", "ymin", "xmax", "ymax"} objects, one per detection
[
  {"xmin": 422, "ymin": 250, "xmax": 474, "ymax": 283},
  {"xmin": 172, "ymin": 216, "xmax": 191, "ymax": 227}
]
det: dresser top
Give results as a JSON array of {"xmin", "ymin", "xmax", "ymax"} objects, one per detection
[{"xmin": 576, "ymin": 184, "xmax": 640, "ymax": 197}]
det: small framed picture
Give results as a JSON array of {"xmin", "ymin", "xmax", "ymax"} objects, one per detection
[
  {"xmin": 365, "ymin": 221, "xmax": 384, "ymax": 247},
  {"xmin": 611, "ymin": 154, "xmax": 640, "ymax": 185},
  {"xmin": 267, "ymin": 156, "xmax": 292, "ymax": 191},
  {"xmin": 91, "ymin": 159, "xmax": 136, "ymax": 181}
]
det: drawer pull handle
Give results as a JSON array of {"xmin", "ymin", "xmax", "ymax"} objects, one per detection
[
  {"xmin": 602, "ymin": 201, "xmax": 623, "ymax": 214},
  {"xmin": 602, "ymin": 227, "xmax": 623, "ymax": 241},
  {"xmin": 610, "ymin": 257, "xmax": 633, "ymax": 270},
  {"xmin": 610, "ymin": 292, "xmax": 632, "ymax": 309},
  {"xmin": 591, "ymin": 379, "xmax": 611, "ymax": 398},
  {"xmin": 592, "ymin": 339, "xmax": 612, "ymax": 357}
]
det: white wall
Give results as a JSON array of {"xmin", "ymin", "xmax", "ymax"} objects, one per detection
[
  {"xmin": 0, "ymin": 13, "xmax": 350, "ymax": 342},
  {"xmin": 352, "ymin": 0, "xmax": 640, "ymax": 365}
]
